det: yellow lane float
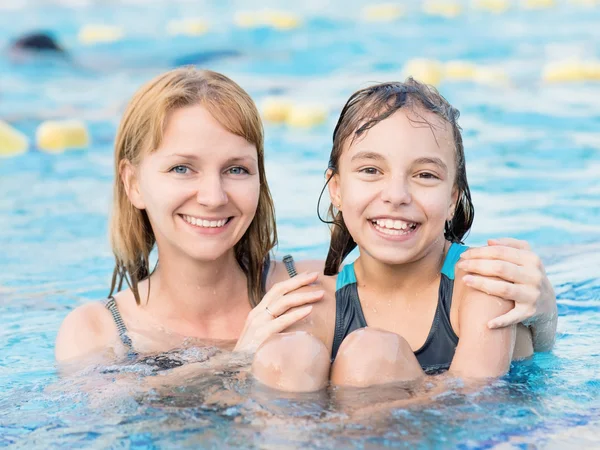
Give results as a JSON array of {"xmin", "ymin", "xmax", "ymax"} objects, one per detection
[
  {"xmin": 78, "ymin": 25, "xmax": 124, "ymax": 45},
  {"xmin": 261, "ymin": 97, "xmax": 293, "ymax": 123},
  {"xmin": 285, "ymin": 105, "xmax": 327, "ymax": 128},
  {"xmin": 444, "ymin": 60, "xmax": 478, "ymax": 80},
  {"xmin": 0, "ymin": 120, "xmax": 29, "ymax": 157},
  {"xmin": 166, "ymin": 19, "xmax": 209, "ymax": 36},
  {"xmin": 261, "ymin": 99, "xmax": 327, "ymax": 128},
  {"xmin": 521, "ymin": 0, "xmax": 556, "ymax": 9},
  {"xmin": 543, "ymin": 60, "xmax": 600, "ymax": 83},
  {"xmin": 423, "ymin": 1, "xmax": 464, "ymax": 18},
  {"xmin": 234, "ymin": 10, "xmax": 301, "ymax": 30},
  {"xmin": 362, "ymin": 4, "xmax": 405, "ymax": 22},
  {"xmin": 36, "ymin": 120, "xmax": 90, "ymax": 153},
  {"xmin": 403, "ymin": 59, "xmax": 444, "ymax": 86},
  {"xmin": 472, "ymin": 0, "xmax": 512, "ymax": 13}
]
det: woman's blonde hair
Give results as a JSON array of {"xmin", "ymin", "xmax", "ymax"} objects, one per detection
[{"xmin": 109, "ymin": 67, "xmax": 277, "ymax": 307}]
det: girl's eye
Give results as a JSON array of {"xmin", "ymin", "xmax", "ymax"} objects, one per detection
[
  {"xmin": 227, "ymin": 166, "xmax": 249, "ymax": 175},
  {"xmin": 418, "ymin": 172, "xmax": 439, "ymax": 180},
  {"xmin": 170, "ymin": 165, "xmax": 190, "ymax": 175},
  {"xmin": 359, "ymin": 167, "xmax": 380, "ymax": 175}
]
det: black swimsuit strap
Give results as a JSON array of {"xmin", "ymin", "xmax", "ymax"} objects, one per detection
[{"xmin": 104, "ymin": 296, "xmax": 135, "ymax": 352}]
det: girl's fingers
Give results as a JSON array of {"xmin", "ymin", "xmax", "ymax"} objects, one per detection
[
  {"xmin": 262, "ymin": 272, "xmax": 320, "ymax": 307},
  {"xmin": 488, "ymin": 237, "xmax": 531, "ymax": 251},
  {"xmin": 268, "ymin": 290, "xmax": 324, "ymax": 318},
  {"xmin": 456, "ymin": 259, "xmax": 531, "ymax": 285},
  {"xmin": 262, "ymin": 305, "xmax": 314, "ymax": 336}
]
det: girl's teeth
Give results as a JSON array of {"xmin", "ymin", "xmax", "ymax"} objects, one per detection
[{"xmin": 375, "ymin": 219, "xmax": 415, "ymax": 230}]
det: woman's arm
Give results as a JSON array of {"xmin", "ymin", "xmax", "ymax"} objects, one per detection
[
  {"xmin": 449, "ymin": 268, "xmax": 517, "ymax": 378},
  {"xmin": 457, "ymin": 238, "xmax": 557, "ymax": 351}
]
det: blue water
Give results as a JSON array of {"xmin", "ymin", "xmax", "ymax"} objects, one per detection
[{"xmin": 1, "ymin": 0, "xmax": 600, "ymax": 448}]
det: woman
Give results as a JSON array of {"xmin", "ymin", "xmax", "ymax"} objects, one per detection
[{"xmin": 55, "ymin": 68, "xmax": 556, "ymax": 370}]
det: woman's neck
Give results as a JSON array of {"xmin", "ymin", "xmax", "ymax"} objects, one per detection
[
  {"xmin": 138, "ymin": 250, "xmax": 252, "ymax": 338},
  {"xmin": 354, "ymin": 239, "xmax": 450, "ymax": 300}
]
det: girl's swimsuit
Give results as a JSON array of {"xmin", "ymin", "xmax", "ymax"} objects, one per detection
[{"xmin": 331, "ymin": 243, "xmax": 468, "ymax": 373}]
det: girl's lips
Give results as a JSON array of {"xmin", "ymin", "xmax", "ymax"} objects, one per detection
[
  {"xmin": 369, "ymin": 219, "xmax": 420, "ymax": 242},
  {"xmin": 179, "ymin": 214, "xmax": 233, "ymax": 235}
]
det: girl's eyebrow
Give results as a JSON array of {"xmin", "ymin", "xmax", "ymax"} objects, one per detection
[
  {"xmin": 413, "ymin": 157, "xmax": 448, "ymax": 172},
  {"xmin": 350, "ymin": 151, "xmax": 385, "ymax": 162}
]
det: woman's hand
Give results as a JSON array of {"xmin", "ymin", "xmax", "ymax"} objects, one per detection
[
  {"xmin": 457, "ymin": 238, "xmax": 557, "ymax": 330},
  {"xmin": 234, "ymin": 272, "xmax": 324, "ymax": 354}
]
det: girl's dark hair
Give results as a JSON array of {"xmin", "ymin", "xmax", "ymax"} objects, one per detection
[{"xmin": 322, "ymin": 78, "xmax": 474, "ymax": 276}]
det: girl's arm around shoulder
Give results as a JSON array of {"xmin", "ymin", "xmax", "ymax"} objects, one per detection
[
  {"xmin": 449, "ymin": 268, "xmax": 517, "ymax": 379},
  {"xmin": 55, "ymin": 302, "xmax": 119, "ymax": 363}
]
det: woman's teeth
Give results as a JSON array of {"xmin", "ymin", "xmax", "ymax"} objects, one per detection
[
  {"xmin": 182, "ymin": 215, "xmax": 228, "ymax": 228},
  {"xmin": 372, "ymin": 219, "xmax": 417, "ymax": 235}
]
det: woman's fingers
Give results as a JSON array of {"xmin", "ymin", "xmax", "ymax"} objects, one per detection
[
  {"xmin": 460, "ymin": 245, "xmax": 541, "ymax": 268},
  {"xmin": 262, "ymin": 272, "xmax": 320, "ymax": 307},
  {"xmin": 488, "ymin": 237, "xmax": 531, "ymax": 251},
  {"xmin": 268, "ymin": 290, "xmax": 324, "ymax": 318},
  {"xmin": 488, "ymin": 305, "xmax": 534, "ymax": 329},
  {"xmin": 457, "ymin": 259, "xmax": 533, "ymax": 285},
  {"xmin": 261, "ymin": 305, "xmax": 314, "ymax": 337},
  {"xmin": 463, "ymin": 274, "xmax": 538, "ymax": 305}
]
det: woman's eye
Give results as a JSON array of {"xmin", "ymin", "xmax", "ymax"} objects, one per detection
[
  {"xmin": 170, "ymin": 165, "xmax": 190, "ymax": 175},
  {"xmin": 359, "ymin": 167, "xmax": 380, "ymax": 175},
  {"xmin": 227, "ymin": 166, "xmax": 249, "ymax": 175}
]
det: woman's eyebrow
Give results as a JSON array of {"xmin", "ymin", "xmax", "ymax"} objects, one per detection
[
  {"xmin": 413, "ymin": 157, "xmax": 448, "ymax": 172},
  {"xmin": 350, "ymin": 151, "xmax": 385, "ymax": 162}
]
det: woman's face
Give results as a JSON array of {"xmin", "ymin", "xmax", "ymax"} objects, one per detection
[
  {"xmin": 123, "ymin": 104, "xmax": 260, "ymax": 263},
  {"xmin": 329, "ymin": 108, "xmax": 458, "ymax": 266}
]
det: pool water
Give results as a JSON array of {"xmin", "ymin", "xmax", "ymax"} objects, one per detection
[{"xmin": 1, "ymin": 0, "xmax": 599, "ymax": 448}]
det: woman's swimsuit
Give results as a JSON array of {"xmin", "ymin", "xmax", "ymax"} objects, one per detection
[
  {"xmin": 331, "ymin": 243, "xmax": 468, "ymax": 374},
  {"xmin": 103, "ymin": 257, "xmax": 273, "ymax": 371}
]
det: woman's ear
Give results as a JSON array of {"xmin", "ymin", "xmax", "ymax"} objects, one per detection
[
  {"xmin": 326, "ymin": 168, "xmax": 342, "ymax": 210},
  {"xmin": 120, "ymin": 159, "xmax": 145, "ymax": 210}
]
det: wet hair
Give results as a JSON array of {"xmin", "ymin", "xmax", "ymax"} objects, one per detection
[
  {"xmin": 322, "ymin": 78, "xmax": 474, "ymax": 276},
  {"xmin": 109, "ymin": 67, "xmax": 277, "ymax": 307}
]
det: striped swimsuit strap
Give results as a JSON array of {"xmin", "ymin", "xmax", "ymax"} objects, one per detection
[
  {"xmin": 282, "ymin": 254, "xmax": 298, "ymax": 278},
  {"xmin": 104, "ymin": 296, "xmax": 135, "ymax": 352}
]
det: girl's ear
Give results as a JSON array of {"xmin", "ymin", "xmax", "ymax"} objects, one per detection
[
  {"xmin": 326, "ymin": 168, "xmax": 342, "ymax": 210},
  {"xmin": 120, "ymin": 159, "xmax": 146, "ymax": 210}
]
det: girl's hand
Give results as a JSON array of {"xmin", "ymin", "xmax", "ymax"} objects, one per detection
[
  {"xmin": 457, "ymin": 238, "xmax": 557, "ymax": 329},
  {"xmin": 234, "ymin": 272, "xmax": 324, "ymax": 353}
]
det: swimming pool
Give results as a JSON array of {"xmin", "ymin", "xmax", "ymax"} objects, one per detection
[{"xmin": 1, "ymin": 0, "xmax": 599, "ymax": 448}]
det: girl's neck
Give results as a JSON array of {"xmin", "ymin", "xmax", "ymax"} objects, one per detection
[
  {"xmin": 138, "ymin": 249, "xmax": 252, "ymax": 337},
  {"xmin": 354, "ymin": 239, "xmax": 450, "ymax": 298}
]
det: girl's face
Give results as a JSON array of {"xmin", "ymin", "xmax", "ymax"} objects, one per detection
[
  {"xmin": 122, "ymin": 104, "xmax": 260, "ymax": 263},
  {"xmin": 329, "ymin": 108, "xmax": 458, "ymax": 266}
]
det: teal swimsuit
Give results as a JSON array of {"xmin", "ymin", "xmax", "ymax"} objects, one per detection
[{"xmin": 331, "ymin": 243, "xmax": 469, "ymax": 374}]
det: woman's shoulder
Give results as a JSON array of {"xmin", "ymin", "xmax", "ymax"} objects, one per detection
[{"xmin": 55, "ymin": 298, "xmax": 122, "ymax": 363}]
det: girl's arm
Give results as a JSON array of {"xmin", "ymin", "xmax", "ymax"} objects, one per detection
[
  {"xmin": 457, "ymin": 238, "xmax": 557, "ymax": 351},
  {"xmin": 449, "ymin": 268, "xmax": 517, "ymax": 378}
]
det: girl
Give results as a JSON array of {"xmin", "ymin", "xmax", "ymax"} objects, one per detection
[
  {"xmin": 55, "ymin": 69, "xmax": 555, "ymax": 373},
  {"xmin": 252, "ymin": 79, "xmax": 556, "ymax": 391}
]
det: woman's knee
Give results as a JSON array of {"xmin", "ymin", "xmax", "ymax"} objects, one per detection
[
  {"xmin": 252, "ymin": 331, "xmax": 330, "ymax": 392},
  {"xmin": 331, "ymin": 327, "xmax": 423, "ymax": 387}
]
